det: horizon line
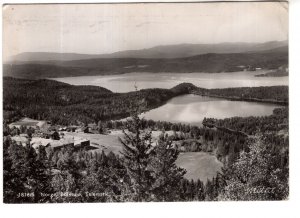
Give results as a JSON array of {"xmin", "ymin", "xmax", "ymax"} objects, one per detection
[{"xmin": 6, "ymin": 39, "xmax": 288, "ymax": 59}]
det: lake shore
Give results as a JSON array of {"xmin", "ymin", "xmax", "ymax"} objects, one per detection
[{"xmin": 52, "ymin": 71, "xmax": 289, "ymax": 93}]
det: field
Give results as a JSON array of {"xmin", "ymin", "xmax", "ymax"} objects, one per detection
[
  {"xmin": 63, "ymin": 131, "xmax": 124, "ymax": 154},
  {"xmin": 64, "ymin": 131, "xmax": 222, "ymax": 182},
  {"xmin": 64, "ymin": 130, "xmax": 176, "ymax": 154},
  {"xmin": 176, "ymin": 152, "xmax": 223, "ymax": 183}
]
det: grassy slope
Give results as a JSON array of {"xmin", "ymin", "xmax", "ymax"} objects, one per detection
[
  {"xmin": 176, "ymin": 152, "xmax": 223, "ymax": 183},
  {"xmin": 65, "ymin": 130, "xmax": 223, "ymax": 182}
]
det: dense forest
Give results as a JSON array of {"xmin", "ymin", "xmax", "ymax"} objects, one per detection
[
  {"xmin": 203, "ymin": 107, "xmax": 288, "ymax": 135},
  {"xmin": 3, "ymin": 77, "xmax": 288, "ymax": 125},
  {"xmin": 3, "ymin": 76, "xmax": 289, "ymax": 202},
  {"xmin": 99, "ymin": 106, "xmax": 288, "ymax": 165},
  {"xmin": 3, "ymin": 77, "xmax": 195, "ymax": 125},
  {"xmin": 3, "ymin": 107, "xmax": 289, "ymax": 202},
  {"xmin": 195, "ymin": 86, "xmax": 288, "ymax": 104}
]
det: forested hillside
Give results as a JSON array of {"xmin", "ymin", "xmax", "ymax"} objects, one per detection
[
  {"xmin": 3, "ymin": 106, "xmax": 289, "ymax": 202},
  {"xmin": 195, "ymin": 86, "xmax": 288, "ymax": 104},
  {"xmin": 3, "ymin": 77, "xmax": 288, "ymax": 125},
  {"xmin": 3, "ymin": 77, "xmax": 194, "ymax": 125},
  {"xmin": 203, "ymin": 107, "xmax": 288, "ymax": 135},
  {"xmin": 3, "ymin": 78, "xmax": 289, "ymax": 203},
  {"xmin": 4, "ymin": 48, "xmax": 288, "ymax": 79}
]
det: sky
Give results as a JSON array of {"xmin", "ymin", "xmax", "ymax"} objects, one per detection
[{"xmin": 3, "ymin": 2, "xmax": 288, "ymax": 60}]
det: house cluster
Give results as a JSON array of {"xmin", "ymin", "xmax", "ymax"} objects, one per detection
[
  {"xmin": 30, "ymin": 135, "xmax": 91, "ymax": 151},
  {"xmin": 9, "ymin": 117, "xmax": 94, "ymax": 152},
  {"xmin": 278, "ymin": 65, "xmax": 289, "ymax": 73},
  {"xmin": 9, "ymin": 117, "xmax": 50, "ymax": 130},
  {"xmin": 236, "ymin": 65, "xmax": 262, "ymax": 71}
]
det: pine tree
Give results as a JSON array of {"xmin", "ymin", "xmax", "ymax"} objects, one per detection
[
  {"xmin": 218, "ymin": 136, "xmax": 289, "ymax": 201},
  {"xmin": 148, "ymin": 134, "xmax": 186, "ymax": 201},
  {"xmin": 3, "ymin": 137, "xmax": 26, "ymax": 203},
  {"xmin": 195, "ymin": 179, "xmax": 205, "ymax": 201},
  {"xmin": 51, "ymin": 170, "xmax": 78, "ymax": 202},
  {"xmin": 119, "ymin": 90, "xmax": 190, "ymax": 201},
  {"xmin": 34, "ymin": 145, "xmax": 53, "ymax": 202},
  {"xmin": 5, "ymin": 139, "xmax": 53, "ymax": 203},
  {"xmin": 119, "ymin": 111, "xmax": 154, "ymax": 201}
]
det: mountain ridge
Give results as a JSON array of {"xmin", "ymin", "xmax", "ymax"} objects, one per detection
[
  {"xmin": 3, "ymin": 46, "xmax": 288, "ymax": 79},
  {"xmin": 7, "ymin": 40, "xmax": 288, "ymax": 63}
]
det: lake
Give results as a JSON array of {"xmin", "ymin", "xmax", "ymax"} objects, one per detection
[
  {"xmin": 176, "ymin": 152, "xmax": 223, "ymax": 182},
  {"xmin": 141, "ymin": 94, "xmax": 279, "ymax": 125},
  {"xmin": 53, "ymin": 72, "xmax": 283, "ymax": 183},
  {"xmin": 53, "ymin": 71, "xmax": 288, "ymax": 93}
]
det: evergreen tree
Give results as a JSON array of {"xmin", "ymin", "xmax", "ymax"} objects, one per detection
[
  {"xmin": 3, "ymin": 137, "xmax": 26, "ymax": 203},
  {"xmin": 195, "ymin": 179, "xmax": 205, "ymax": 201},
  {"xmin": 119, "ymin": 111, "xmax": 154, "ymax": 201},
  {"xmin": 51, "ymin": 170, "xmax": 78, "ymax": 202},
  {"xmin": 4, "ymin": 139, "xmax": 53, "ymax": 203},
  {"xmin": 148, "ymin": 134, "xmax": 186, "ymax": 201},
  {"xmin": 218, "ymin": 136, "xmax": 289, "ymax": 201},
  {"xmin": 98, "ymin": 121, "xmax": 104, "ymax": 134},
  {"xmin": 34, "ymin": 145, "xmax": 53, "ymax": 202}
]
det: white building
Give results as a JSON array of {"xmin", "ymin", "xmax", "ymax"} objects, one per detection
[{"xmin": 9, "ymin": 117, "xmax": 49, "ymax": 130}]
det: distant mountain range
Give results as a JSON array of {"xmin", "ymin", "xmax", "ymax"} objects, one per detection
[
  {"xmin": 7, "ymin": 40, "xmax": 288, "ymax": 62},
  {"xmin": 3, "ymin": 41, "xmax": 288, "ymax": 79}
]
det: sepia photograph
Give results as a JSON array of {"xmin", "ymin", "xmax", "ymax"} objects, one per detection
[{"xmin": 2, "ymin": 1, "xmax": 289, "ymax": 204}]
